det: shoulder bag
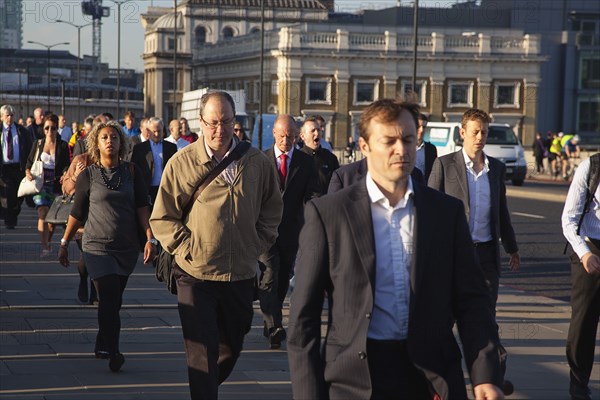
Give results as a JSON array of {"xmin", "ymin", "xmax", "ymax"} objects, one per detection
[
  {"xmin": 156, "ymin": 141, "xmax": 251, "ymax": 294},
  {"xmin": 17, "ymin": 141, "xmax": 44, "ymax": 197}
]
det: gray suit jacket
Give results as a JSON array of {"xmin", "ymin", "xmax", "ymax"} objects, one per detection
[
  {"xmin": 428, "ymin": 150, "xmax": 518, "ymax": 272},
  {"xmin": 288, "ymin": 178, "xmax": 502, "ymax": 400}
]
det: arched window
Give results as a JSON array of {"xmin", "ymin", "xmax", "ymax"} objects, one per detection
[
  {"xmin": 195, "ymin": 26, "xmax": 207, "ymax": 45},
  {"xmin": 222, "ymin": 27, "xmax": 234, "ymax": 40}
]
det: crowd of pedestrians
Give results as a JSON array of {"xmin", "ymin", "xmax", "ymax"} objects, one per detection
[{"xmin": 1, "ymin": 96, "xmax": 598, "ymax": 400}]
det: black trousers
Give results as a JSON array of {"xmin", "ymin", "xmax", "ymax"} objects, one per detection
[
  {"xmin": 258, "ymin": 242, "xmax": 296, "ymax": 329},
  {"xmin": 93, "ymin": 274, "xmax": 129, "ymax": 355},
  {"xmin": 566, "ymin": 239, "xmax": 600, "ymax": 391},
  {"xmin": 367, "ymin": 339, "xmax": 432, "ymax": 399},
  {"xmin": 0, "ymin": 163, "xmax": 24, "ymax": 227},
  {"xmin": 174, "ymin": 265, "xmax": 254, "ymax": 400},
  {"xmin": 474, "ymin": 242, "xmax": 507, "ymax": 379}
]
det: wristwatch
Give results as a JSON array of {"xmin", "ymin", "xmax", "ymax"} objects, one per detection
[
  {"xmin": 147, "ymin": 238, "xmax": 158, "ymax": 246},
  {"xmin": 60, "ymin": 238, "xmax": 69, "ymax": 247}
]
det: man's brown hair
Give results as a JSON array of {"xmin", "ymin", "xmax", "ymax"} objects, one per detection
[
  {"xmin": 359, "ymin": 99, "xmax": 420, "ymax": 141},
  {"xmin": 461, "ymin": 108, "xmax": 491, "ymax": 128}
]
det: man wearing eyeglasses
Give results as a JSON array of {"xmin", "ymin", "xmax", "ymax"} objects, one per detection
[
  {"xmin": 258, "ymin": 115, "xmax": 320, "ymax": 349},
  {"xmin": 150, "ymin": 91, "xmax": 283, "ymax": 400},
  {"xmin": 1, "ymin": 104, "xmax": 32, "ymax": 229},
  {"xmin": 415, "ymin": 113, "xmax": 437, "ymax": 182}
]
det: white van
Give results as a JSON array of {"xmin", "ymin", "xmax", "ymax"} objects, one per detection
[{"xmin": 424, "ymin": 122, "xmax": 527, "ymax": 186}]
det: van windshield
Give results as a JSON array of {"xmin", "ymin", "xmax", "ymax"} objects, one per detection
[
  {"xmin": 487, "ymin": 126, "xmax": 519, "ymax": 145},
  {"xmin": 424, "ymin": 127, "xmax": 451, "ymax": 147}
]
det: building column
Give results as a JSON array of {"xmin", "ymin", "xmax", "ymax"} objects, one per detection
[
  {"xmin": 522, "ymin": 81, "xmax": 538, "ymax": 145},
  {"xmin": 477, "ymin": 79, "xmax": 491, "ymax": 113},
  {"xmin": 383, "ymin": 76, "xmax": 397, "ymax": 99},
  {"xmin": 334, "ymin": 72, "xmax": 350, "ymax": 147},
  {"xmin": 430, "ymin": 79, "xmax": 444, "ymax": 122},
  {"xmin": 277, "ymin": 78, "xmax": 301, "ymax": 116}
]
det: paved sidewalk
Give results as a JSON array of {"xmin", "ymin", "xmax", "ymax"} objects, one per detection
[{"xmin": 1, "ymin": 210, "xmax": 599, "ymax": 399}]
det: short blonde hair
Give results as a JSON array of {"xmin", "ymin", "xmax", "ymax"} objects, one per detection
[{"xmin": 86, "ymin": 120, "xmax": 128, "ymax": 164}]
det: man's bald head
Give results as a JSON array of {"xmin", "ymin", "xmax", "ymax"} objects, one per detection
[{"xmin": 273, "ymin": 115, "xmax": 298, "ymax": 153}]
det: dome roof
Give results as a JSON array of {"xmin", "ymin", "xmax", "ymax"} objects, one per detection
[{"xmin": 152, "ymin": 12, "xmax": 184, "ymax": 30}]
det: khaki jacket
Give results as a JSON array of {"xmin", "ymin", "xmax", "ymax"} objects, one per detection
[{"xmin": 150, "ymin": 136, "xmax": 283, "ymax": 281}]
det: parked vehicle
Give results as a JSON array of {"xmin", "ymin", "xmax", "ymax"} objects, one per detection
[{"xmin": 424, "ymin": 122, "xmax": 527, "ymax": 186}]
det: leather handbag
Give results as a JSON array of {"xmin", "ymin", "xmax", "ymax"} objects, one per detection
[
  {"xmin": 155, "ymin": 140, "xmax": 251, "ymax": 295},
  {"xmin": 45, "ymin": 194, "xmax": 75, "ymax": 225},
  {"xmin": 17, "ymin": 143, "xmax": 44, "ymax": 197}
]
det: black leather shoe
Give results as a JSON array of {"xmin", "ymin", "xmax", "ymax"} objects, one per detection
[
  {"xmin": 502, "ymin": 380, "xmax": 514, "ymax": 396},
  {"xmin": 108, "ymin": 353, "xmax": 125, "ymax": 372},
  {"xmin": 570, "ymin": 382, "xmax": 591, "ymax": 400},
  {"xmin": 78, "ymin": 277, "xmax": 88, "ymax": 303},
  {"xmin": 268, "ymin": 327, "xmax": 287, "ymax": 349}
]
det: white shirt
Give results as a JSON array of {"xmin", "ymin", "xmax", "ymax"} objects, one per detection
[
  {"xmin": 366, "ymin": 173, "xmax": 413, "ymax": 341},
  {"xmin": 415, "ymin": 141, "xmax": 426, "ymax": 175},
  {"xmin": 204, "ymin": 138, "xmax": 237, "ymax": 185},
  {"xmin": 150, "ymin": 140, "xmax": 164, "ymax": 187},
  {"xmin": 462, "ymin": 149, "xmax": 493, "ymax": 243},
  {"xmin": 1, "ymin": 123, "xmax": 20, "ymax": 164},
  {"xmin": 562, "ymin": 156, "xmax": 600, "ymax": 258},
  {"xmin": 273, "ymin": 145, "xmax": 293, "ymax": 172},
  {"xmin": 165, "ymin": 135, "xmax": 190, "ymax": 151}
]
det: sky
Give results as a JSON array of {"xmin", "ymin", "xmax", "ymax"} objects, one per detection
[{"xmin": 22, "ymin": 0, "xmax": 458, "ymax": 72}]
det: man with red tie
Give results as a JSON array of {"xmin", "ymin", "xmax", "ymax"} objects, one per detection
[
  {"xmin": 1, "ymin": 104, "xmax": 33, "ymax": 229},
  {"xmin": 258, "ymin": 115, "xmax": 320, "ymax": 349}
]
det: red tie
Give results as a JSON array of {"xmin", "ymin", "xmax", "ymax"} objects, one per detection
[
  {"xmin": 279, "ymin": 153, "xmax": 287, "ymax": 187},
  {"xmin": 6, "ymin": 125, "xmax": 13, "ymax": 161}
]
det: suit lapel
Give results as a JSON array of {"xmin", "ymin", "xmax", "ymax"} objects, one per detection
[
  {"xmin": 487, "ymin": 157, "xmax": 499, "ymax": 234},
  {"xmin": 410, "ymin": 184, "xmax": 429, "ymax": 303},
  {"xmin": 452, "ymin": 151, "xmax": 470, "ymax": 218},
  {"xmin": 284, "ymin": 150, "xmax": 301, "ymax": 191},
  {"xmin": 344, "ymin": 180, "xmax": 376, "ymax": 284}
]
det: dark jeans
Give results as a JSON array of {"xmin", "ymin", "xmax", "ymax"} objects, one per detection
[
  {"xmin": 93, "ymin": 274, "xmax": 129, "ymax": 355},
  {"xmin": 258, "ymin": 242, "xmax": 296, "ymax": 329},
  {"xmin": 566, "ymin": 239, "xmax": 600, "ymax": 393},
  {"xmin": 174, "ymin": 265, "xmax": 254, "ymax": 400},
  {"xmin": 367, "ymin": 339, "xmax": 432, "ymax": 399},
  {"xmin": 0, "ymin": 163, "xmax": 23, "ymax": 227}
]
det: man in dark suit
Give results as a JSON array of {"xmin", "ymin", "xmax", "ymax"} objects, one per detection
[
  {"xmin": 299, "ymin": 117, "xmax": 339, "ymax": 194},
  {"xmin": 416, "ymin": 113, "xmax": 437, "ymax": 181},
  {"xmin": 288, "ymin": 99, "xmax": 503, "ymax": 400},
  {"xmin": 428, "ymin": 108, "xmax": 520, "ymax": 395},
  {"xmin": 1, "ymin": 104, "xmax": 33, "ymax": 229},
  {"xmin": 328, "ymin": 158, "xmax": 424, "ymax": 193},
  {"xmin": 126, "ymin": 117, "xmax": 149, "ymax": 161},
  {"xmin": 131, "ymin": 117, "xmax": 177, "ymax": 204},
  {"xmin": 258, "ymin": 115, "xmax": 319, "ymax": 349}
]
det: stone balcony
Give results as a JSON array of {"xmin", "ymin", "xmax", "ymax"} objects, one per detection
[{"xmin": 192, "ymin": 25, "xmax": 541, "ymax": 60}]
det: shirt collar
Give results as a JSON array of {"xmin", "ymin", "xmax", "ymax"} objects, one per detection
[
  {"xmin": 416, "ymin": 141, "xmax": 425, "ymax": 150},
  {"xmin": 274, "ymin": 145, "xmax": 294, "ymax": 159},
  {"xmin": 366, "ymin": 172, "xmax": 414, "ymax": 210},
  {"xmin": 150, "ymin": 140, "xmax": 162, "ymax": 148},
  {"xmin": 461, "ymin": 148, "xmax": 489, "ymax": 172},
  {"xmin": 204, "ymin": 136, "xmax": 237, "ymax": 162}
]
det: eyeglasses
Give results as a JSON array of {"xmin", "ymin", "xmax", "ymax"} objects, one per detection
[
  {"xmin": 200, "ymin": 115, "xmax": 235, "ymax": 129},
  {"xmin": 44, "ymin": 126, "xmax": 58, "ymax": 131}
]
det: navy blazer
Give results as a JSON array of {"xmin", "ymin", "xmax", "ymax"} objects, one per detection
[
  {"xmin": 0, "ymin": 123, "xmax": 32, "ymax": 173},
  {"xmin": 428, "ymin": 150, "xmax": 519, "ymax": 271},
  {"xmin": 288, "ymin": 178, "xmax": 502, "ymax": 399},
  {"xmin": 130, "ymin": 140, "xmax": 177, "ymax": 189}
]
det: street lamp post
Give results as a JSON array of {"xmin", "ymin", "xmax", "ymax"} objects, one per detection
[
  {"xmin": 27, "ymin": 41, "xmax": 70, "ymax": 111},
  {"xmin": 56, "ymin": 20, "xmax": 93, "ymax": 123},
  {"xmin": 106, "ymin": 0, "xmax": 136, "ymax": 120}
]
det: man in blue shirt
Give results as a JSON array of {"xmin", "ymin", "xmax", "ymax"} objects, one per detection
[{"xmin": 122, "ymin": 111, "xmax": 141, "ymax": 138}]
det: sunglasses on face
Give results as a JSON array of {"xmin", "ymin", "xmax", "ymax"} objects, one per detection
[
  {"xmin": 234, "ymin": 128, "xmax": 243, "ymax": 132},
  {"xmin": 44, "ymin": 126, "xmax": 58, "ymax": 131}
]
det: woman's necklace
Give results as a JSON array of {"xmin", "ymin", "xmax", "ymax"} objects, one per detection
[{"xmin": 98, "ymin": 162, "xmax": 122, "ymax": 190}]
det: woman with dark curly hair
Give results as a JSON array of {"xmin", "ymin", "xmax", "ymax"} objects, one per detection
[
  {"xmin": 25, "ymin": 113, "xmax": 70, "ymax": 257},
  {"xmin": 58, "ymin": 120, "xmax": 156, "ymax": 372}
]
